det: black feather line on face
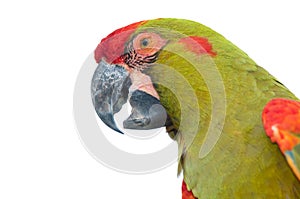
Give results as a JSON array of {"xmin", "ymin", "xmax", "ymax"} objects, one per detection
[{"xmin": 123, "ymin": 42, "xmax": 161, "ymax": 71}]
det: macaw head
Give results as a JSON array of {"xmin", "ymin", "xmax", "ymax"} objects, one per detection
[{"xmin": 91, "ymin": 18, "xmax": 217, "ymax": 134}]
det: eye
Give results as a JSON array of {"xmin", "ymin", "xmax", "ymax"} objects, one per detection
[
  {"xmin": 132, "ymin": 32, "xmax": 167, "ymax": 56},
  {"xmin": 141, "ymin": 38, "xmax": 150, "ymax": 47}
]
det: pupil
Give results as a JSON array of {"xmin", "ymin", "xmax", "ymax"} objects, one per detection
[{"xmin": 141, "ymin": 38, "xmax": 149, "ymax": 47}]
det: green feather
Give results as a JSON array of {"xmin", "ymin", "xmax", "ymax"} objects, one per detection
[
  {"xmin": 293, "ymin": 145, "xmax": 300, "ymax": 173},
  {"xmin": 142, "ymin": 18, "xmax": 300, "ymax": 198}
]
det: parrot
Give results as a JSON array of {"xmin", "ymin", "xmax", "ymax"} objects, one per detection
[{"xmin": 91, "ymin": 18, "xmax": 300, "ymax": 198}]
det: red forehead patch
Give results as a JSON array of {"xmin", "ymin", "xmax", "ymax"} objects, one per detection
[
  {"xmin": 179, "ymin": 36, "xmax": 216, "ymax": 56},
  {"xmin": 94, "ymin": 20, "xmax": 147, "ymax": 63}
]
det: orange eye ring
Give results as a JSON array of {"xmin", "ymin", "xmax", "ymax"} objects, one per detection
[{"xmin": 132, "ymin": 32, "xmax": 167, "ymax": 56}]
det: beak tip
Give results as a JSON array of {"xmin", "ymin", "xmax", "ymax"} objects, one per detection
[
  {"xmin": 98, "ymin": 112, "xmax": 124, "ymax": 134},
  {"xmin": 110, "ymin": 123, "xmax": 124, "ymax": 134},
  {"xmin": 116, "ymin": 129, "xmax": 124, "ymax": 134}
]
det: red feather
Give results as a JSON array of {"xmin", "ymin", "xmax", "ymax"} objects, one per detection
[
  {"xmin": 94, "ymin": 20, "xmax": 146, "ymax": 63},
  {"xmin": 262, "ymin": 98, "xmax": 300, "ymax": 152},
  {"xmin": 182, "ymin": 180, "xmax": 197, "ymax": 199},
  {"xmin": 179, "ymin": 36, "xmax": 217, "ymax": 56}
]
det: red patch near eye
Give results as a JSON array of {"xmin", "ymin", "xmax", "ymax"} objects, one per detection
[
  {"xmin": 179, "ymin": 36, "xmax": 216, "ymax": 56},
  {"xmin": 94, "ymin": 20, "xmax": 147, "ymax": 63}
]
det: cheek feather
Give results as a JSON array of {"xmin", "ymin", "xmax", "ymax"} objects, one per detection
[{"xmin": 124, "ymin": 32, "xmax": 167, "ymax": 70}]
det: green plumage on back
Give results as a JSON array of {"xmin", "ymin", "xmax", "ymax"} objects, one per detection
[{"xmin": 142, "ymin": 18, "xmax": 300, "ymax": 198}]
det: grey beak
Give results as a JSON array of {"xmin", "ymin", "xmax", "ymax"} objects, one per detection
[
  {"xmin": 91, "ymin": 60, "xmax": 131, "ymax": 134},
  {"xmin": 123, "ymin": 90, "xmax": 167, "ymax": 130}
]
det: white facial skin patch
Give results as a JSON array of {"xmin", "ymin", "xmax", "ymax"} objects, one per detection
[{"xmin": 129, "ymin": 70, "xmax": 160, "ymax": 100}]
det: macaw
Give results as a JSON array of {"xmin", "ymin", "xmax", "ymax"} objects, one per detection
[{"xmin": 91, "ymin": 18, "xmax": 300, "ymax": 198}]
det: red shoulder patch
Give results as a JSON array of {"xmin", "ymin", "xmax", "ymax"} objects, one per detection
[
  {"xmin": 263, "ymin": 98, "xmax": 300, "ymax": 137},
  {"xmin": 179, "ymin": 36, "xmax": 216, "ymax": 57},
  {"xmin": 94, "ymin": 20, "xmax": 147, "ymax": 63},
  {"xmin": 262, "ymin": 98, "xmax": 300, "ymax": 152},
  {"xmin": 182, "ymin": 180, "xmax": 197, "ymax": 199}
]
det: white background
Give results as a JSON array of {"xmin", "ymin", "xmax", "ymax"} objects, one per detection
[{"xmin": 1, "ymin": 0, "xmax": 300, "ymax": 198}]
